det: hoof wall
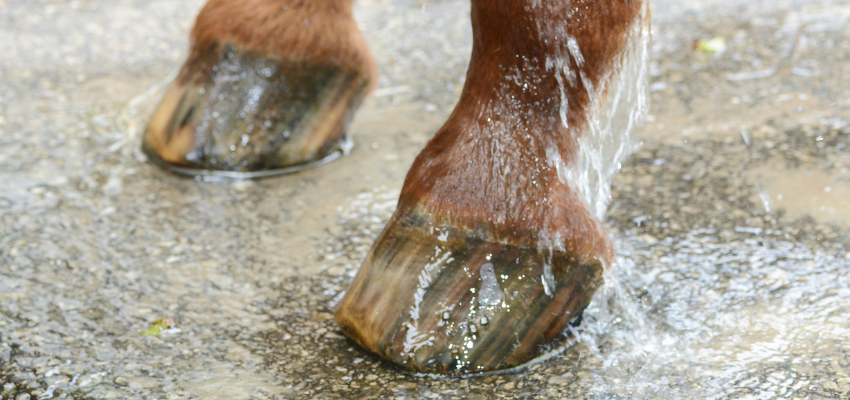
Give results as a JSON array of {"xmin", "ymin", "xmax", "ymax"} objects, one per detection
[
  {"xmin": 335, "ymin": 212, "xmax": 604, "ymax": 375},
  {"xmin": 144, "ymin": 43, "xmax": 371, "ymax": 177}
]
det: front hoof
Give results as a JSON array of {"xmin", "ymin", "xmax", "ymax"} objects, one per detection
[
  {"xmin": 143, "ymin": 42, "xmax": 372, "ymax": 178},
  {"xmin": 334, "ymin": 210, "xmax": 604, "ymax": 375}
]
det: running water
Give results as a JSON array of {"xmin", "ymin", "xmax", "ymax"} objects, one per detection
[
  {"xmin": 531, "ymin": 1, "xmax": 699, "ymax": 394},
  {"xmin": 531, "ymin": 1, "xmax": 650, "ymax": 274},
  {"xmin": 568, "ymin": 13, "xmax": 650, "ymax": 222},
  {"xmin": 553, "ymin": 6, "xmax": 650, "ymax": 221}
]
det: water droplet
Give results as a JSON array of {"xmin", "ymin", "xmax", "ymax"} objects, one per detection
[{"xmin": 478, "ymin": 263, "xmax": 505, "ymax": 306}]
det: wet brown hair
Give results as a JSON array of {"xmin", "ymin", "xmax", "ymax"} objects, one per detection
[
  {"xmin": 399, "ymin": 0, "xmax": 646, "ymax": 265},
  {"xmin": 181, "ymin": 0, "xmax": 377, "ymax": 86}
]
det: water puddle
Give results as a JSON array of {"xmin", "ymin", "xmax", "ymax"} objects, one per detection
[{"xmin": 749, "ymin": 164, "xmax": 850, "ymax": 228}]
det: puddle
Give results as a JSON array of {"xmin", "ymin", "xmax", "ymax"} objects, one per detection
[{"xmin": 750, "ymin": 164, "xmax": 850, "ymax": 228}]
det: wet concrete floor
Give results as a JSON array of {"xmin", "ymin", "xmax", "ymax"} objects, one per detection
[{"xmin": 1, "ymin": 0, "xmax": 849, "ymax": 399}]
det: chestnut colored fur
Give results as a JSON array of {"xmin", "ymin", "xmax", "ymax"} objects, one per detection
[
  {"xmin": 183, "ymin": 0, "xmax": 644, "ymax": 266},
  {"xmin": 399, "ymin": 0, "xmax": 645, "ymax": 265},
  {"xmin": 182, "ymin": 0, "xmax": 377, "ymax": 87}
]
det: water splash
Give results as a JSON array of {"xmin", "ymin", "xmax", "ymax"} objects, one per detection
[
  {"xmin": 567, "ymin": 230, "xmax": 850, "ymax": 399},
  {"xmin": 567, "ymin": 9, "xmax": 650, "ymax": 221},
  {"xmin": 537, "ymin": 3, "xmax": 650, "ymax": 221}
]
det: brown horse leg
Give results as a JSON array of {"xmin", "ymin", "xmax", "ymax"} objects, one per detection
[
  {"xmin": 144, "ymin": 0, "xmax": 376, "ymax": 177},
  {"xmin": 335, "ymin": 0, "xmax": 649, "ymax": 375}
]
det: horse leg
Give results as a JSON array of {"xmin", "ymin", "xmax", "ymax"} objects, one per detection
[
  {"xmin": 144, "ymin": 0, "xmax": 376, "ymax": 177},
  {"xmin": 335, "ymin": 0, "xmax": 649, "ymax": 375}
]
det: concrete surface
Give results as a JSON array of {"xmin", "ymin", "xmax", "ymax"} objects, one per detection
[{"xmin": 1, "ymin": 0, "xmax": 849, "ymax": 399}]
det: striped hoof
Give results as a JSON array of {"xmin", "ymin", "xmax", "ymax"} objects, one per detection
[
  {"xmin": 144, "ymin": 43, "xmax": 372, "ymax": 178},
  {"xmin": 143, "ymin": 0, "xmax": 376, "ymax": 178},
  {"xmin": 335, "ymin": 209, "xmax": 605, "ymax": 375}
]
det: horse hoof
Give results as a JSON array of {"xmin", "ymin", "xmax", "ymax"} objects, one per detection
[
  {"xmin": 143, "ymin": 0, "xmax": 376, "ymax": 178},
  {"xmin": 334, "ymin": 0, "xmax": 646, "ymax": 374},
  {"xmin": 334, "ymin": 209, "xmax": 604, "ymax": 375}
]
